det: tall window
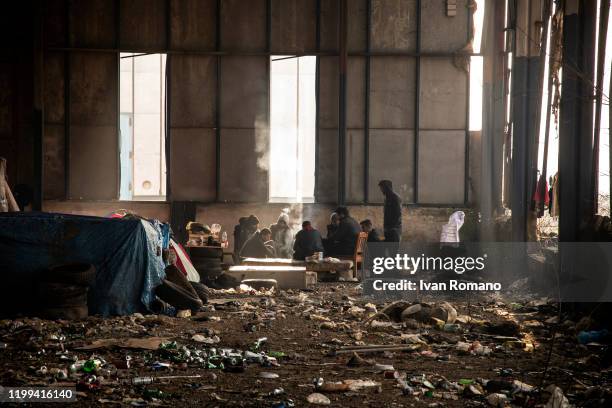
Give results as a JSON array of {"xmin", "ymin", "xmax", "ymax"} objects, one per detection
[
  {"xmin": 119, "ymin": 53, "xmax": 167, "ymax": 200},
  {"xmin": 269, "ymin": 56, "xmax": 316, "ymax": 203}
]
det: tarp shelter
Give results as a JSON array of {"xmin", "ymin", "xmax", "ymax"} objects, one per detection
[{"xmin": 0, "ymin": 212, "xmax": 168, "ymax": 316}]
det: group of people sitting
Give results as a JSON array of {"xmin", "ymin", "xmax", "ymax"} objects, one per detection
[{"xmin": 232, "ymin": 180, "xmax": 403, "ymax": 262}]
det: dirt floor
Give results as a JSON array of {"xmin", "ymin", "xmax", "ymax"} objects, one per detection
[{"xmin": 0, "ymin": 283, "xmax": 611, "ymax": 407}]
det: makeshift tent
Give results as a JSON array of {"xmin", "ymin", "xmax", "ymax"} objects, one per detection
[{"xmin": 0, "ymin": 212, "xmax": 169, "ymax": 316}]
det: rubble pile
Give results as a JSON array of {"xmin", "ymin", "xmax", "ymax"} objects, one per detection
[{"xmin": 0, "ymin": 283, "xmax": 610, "ymax": 406}]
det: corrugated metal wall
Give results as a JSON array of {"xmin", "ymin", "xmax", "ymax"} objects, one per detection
[{"xmin": 39, "ymin": 0, "xmax": 473, "ymax": 205}]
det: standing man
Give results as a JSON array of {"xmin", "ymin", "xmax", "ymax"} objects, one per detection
[{"xmin": 378, "ymin": 180, "xmax": 402, "ymax": 242}]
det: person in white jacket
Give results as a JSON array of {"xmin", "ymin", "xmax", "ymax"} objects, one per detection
[
  {"xmin": 270, "ymin": 212, "xmax": 294, "ymax": 258},
  {"xmin": 440, "ymin": 211, "xmax": 465, "ymax": 247}
]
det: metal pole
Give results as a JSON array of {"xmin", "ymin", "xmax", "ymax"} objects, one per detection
[
  {"xmin": 414, "ymin": 0, "xmax": 421, "ymax": 204},
  {"xmin": 215, "ymin": 0, "xmax": 221, "ymax": 202},
  {"xmin": 539, "ymin": 1, "xmax": 555, "ymax": 217},
  {"xmin": 592, "ymin": 0, "xmax": 610, "ymax": 213},
  {"xmin": 531, "ymin": 0, "xmax": 552, "ymax": 216},
  {"xmin": 314, "ymin": 0, "xmax": 321, "ymax": 202},
  {"xmin": 364, "ymin": 0, "xmax": 371, "ymax": 203},
  {"xmin": 64, "ymin": 0, "xmax": 71, "ymax": 199},
  {"xmin": 338, "ymin": 0, "xmax": 347, "ymax": 205}
]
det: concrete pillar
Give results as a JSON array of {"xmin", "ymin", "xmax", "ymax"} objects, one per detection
[
  {"xmin": 558, "ymin": 0, "xmax": 597, "ymax": 241},
  {"xmin": 511, "ymin": 0, "xmax": 542, "ymax": 242},
  {"xmin": 481, "ymin": 0, "xmax": 507, "ymax": 240}
]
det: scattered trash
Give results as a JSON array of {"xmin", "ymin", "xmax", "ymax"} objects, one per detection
[
  {"xmin": 307, "ymin": 392, "xmax": 331, "ymax": 405},
  {"xmin": 260, "ymin": 372, "xmax": 279, "ymax": 379},
  {"xmin": 577, "ymin": 329, "xmax": 609, "ymax": 344},
  {"xmin": 191, "ymin": 334, "xmax": 220, "ymax": 344},
  {"xmin": 0, "ymin": 282, "xmax": 604, "ymax": 406},
  {"xmin": 487, "ymin": 393, "xmax": 508, "ymax": 407},
  {"xmin": 77, "ymin": 337, "xmax": 169, "ymax": 351},
  {"xmin": 545, "ymin": 385, "xmax": 570, "ymax": 408}
]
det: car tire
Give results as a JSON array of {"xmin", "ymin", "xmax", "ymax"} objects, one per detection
[{"xmin": 155, "ymin": 279, "xmax": 203, "ymax": 311}]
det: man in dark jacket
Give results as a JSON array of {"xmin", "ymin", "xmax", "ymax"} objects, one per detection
[
  {"xmin": 378, "ymin": 180, "xmax": 402, "ymax": 242},
  {"xmin": 360, "ymin": 219, "xmax": 382, "ymax": 242},
  {"xmin": 240, "ymin": 228, "xmax": 275, "ymax": 259},
  {"xmin": 293, "ymin": 221, "xmax": 324, "ymax": 260},
  {"xmin": 233, "ymin": 215, "xmax": 260, "ymax": 262},
  {"xmin": 326, "ymin": 206, "xmax": 360, "ymax": 256}
]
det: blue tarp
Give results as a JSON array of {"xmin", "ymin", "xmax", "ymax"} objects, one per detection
[{"xmin": 0, "ymin": 212, "xmax": 168, "ymax": 316}]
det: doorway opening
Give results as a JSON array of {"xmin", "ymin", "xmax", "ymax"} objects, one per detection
[
  {"xmin": 119, "ymin": 53, "xmax": 167, "ymax": 200},
  {"xmin": 269, "ymin": 55, "xmax": 316, "ymax": 203}
]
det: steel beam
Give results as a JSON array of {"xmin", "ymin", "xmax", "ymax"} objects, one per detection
[
  {"xmin": 414, "ymin": 0, "xmax": 421, "ymax": 203},
  {"xmin": 63, "ymin": 0, "xmax": 71, "ymax": 199},
  {"xmin": 338, "ymin": 0, "xmax": 348, "ymax": 205},
  {"xmin": 364, "ymin": 0, "xmax": 371, "ymax": 203},
  {"xmin": 215, "ymin": 0, "xmax": 221, "ymax": 202}
]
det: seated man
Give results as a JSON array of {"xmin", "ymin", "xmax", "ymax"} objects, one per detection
[
  {"xmin": 240, "ymin": 228, "xmax": 276, "ymax": 259},
  {"xmin": 325, "ymin": 206, "xmax": 360, "ymax": 257},
  {"xmin": 293, "ymin": 221, "xmax": 324, "ymax": 260},
  {"xmin": 233, "ymin": 215, "xmax": 260, "ymax": 261},
  {"xmin": 326, "ymin": 212, "xmax": 340, "ymax": 239},
  {"xmin": 360, "ymin": 219, "xmax": 382, "ymax": 242}
]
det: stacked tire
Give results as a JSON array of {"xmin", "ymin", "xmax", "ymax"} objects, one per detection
[
  {"xmin": 189, "ymin": 246, "xmax": 223, "ymax": 281},
  {"xmin": 38, "ymin": 263, "xmax": 95, "ymax": 320}
]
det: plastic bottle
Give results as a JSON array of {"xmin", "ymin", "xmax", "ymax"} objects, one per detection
[
  {"xmin": 130, "ymin": 377, "xmax": 155, "ymax": 385},
  {"xmin": 82, "ymin": 359, "xmax": 100, "ymax": 373}
]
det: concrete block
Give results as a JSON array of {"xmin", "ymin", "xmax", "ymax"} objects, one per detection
[
  {"xmin": 170, "ymin": 0, "xmax": 216, "ymax": 51},
  {"xmin": 318, "ymin": 57, "xmax": 339, "ymax": 129},
  {"xmin": 70, "ymin": 53, "xmax": 117, "ymax": 127},
  {"xmin": 170, "ymin": 55, "xmax": 216, "ymax": 128},
  {"xmin": 370, "ymin": 57, "xmax": 416, "ymax": 129},
  {"xmin": 69, "ymin": 125, "xmax": 118, "ymax": 200},
  {"xmin": 220, "ymin": 57, "xmax": 268, "ymax": 128},
  {"xmin": 316, "ymin": 129, "xmax": 338, "ymax": 203},
  {"xmin": 368, "ymin": 129, "xmax": 415, "ymax": 203},
  {"xmin": 348, "ymin": 0, "xmax": 368, "ymax": 52},
  {"xmin": 421, "ymin": 0, "xmax": 469, "ymax": 52},
  {"xmin": 319, "ymin": 0, "xmax": 339, "ymax": 51},
  {"xmin": 227, "ymin": 266, "xmax": 316, "ymax": 289},
  {"xmin": 271, "ymin": 0, "xmax": 317, "ymax": 52},
  {"xmin": 346, "ymin": 129, "xmax": 364, "ymax": 202},
  {"xmin": 44, "ymin": 0, "xmax": 66, "ymax": 48},
  {"xmin": 347, "ymin": 57, "xmax": 366, "ymax": 129},
  {"xmin": 44, "ymin": 52, "xmax": 64, "ymax": 124},
  {"xmin": 0, "ymin": 66, "xmax": 11, "ymax": 135},
  {"xmin": 371, "ymin": 0, "xmax": 417, "ymax": 52},
  {"xmin": 221, "ymin": 0, "xmax": 266, "ymax": 51},
  {"xmin": 419, "ymin": 58, "xmax": 467, "ymax": 130},
  {"xmin": 468, "ymin": 130, "xmax": 481, "ymax": 205},
  {"xmin": 418, "ymin": 130, "xmax": 465, "ymax": 204},
  {"xmin": 70, "ymin": 0, "xmax": 116, "ymax": 48},
  {"xmin": 120, "ymin": 0, "xmax": 167, "ymax": 50},
  {"xmin": 170, "ymin": 128, "xmax": 216, "ymax": 202},
  {"xmin": 219, "ymin": 128, "xmax": 268, "ymax": 202},
  {"xmin": 43, "ymin": 124, "xmax": 65, "ymax": 199}
]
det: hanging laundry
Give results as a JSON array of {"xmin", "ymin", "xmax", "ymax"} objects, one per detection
[
  {"xmin": 550, "ymin": 173, "xmax": 559, "ymax": 217},
  {"xmin": 532, "ymin": 174, "xmax": 549, "ymax": 218}
]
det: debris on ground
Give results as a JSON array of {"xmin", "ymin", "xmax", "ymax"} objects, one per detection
[{"xmin": 0, "ymin": 283, "xmax": 610, "ymax": 406}]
